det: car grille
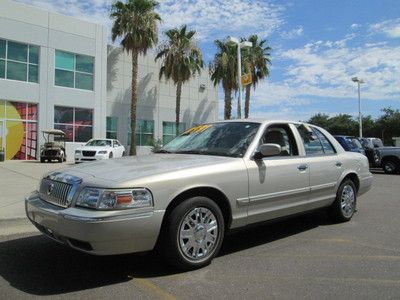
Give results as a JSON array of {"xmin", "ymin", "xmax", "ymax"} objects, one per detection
[
  {"xmin": 82, "ymin": 151, "xmax": 96, "ymax": 157},
  {"xmin": 44, "ymin": 150, "xmax": 58, "ymax": 156},
  {"xmin": 39, "ymin": 179, "xmax": 73, "ymax": 208}
]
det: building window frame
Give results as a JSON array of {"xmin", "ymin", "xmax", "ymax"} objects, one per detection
[
  {"xmin": 106, "ymin": 116, "xmax": 118, "ymax": 139},
  {"xmin": 54, "ymin": 50, "xmax": 94, "ymax": 91},
  {"xmin": 0, "ymin": 39, "xmax": 39, "ymax": 83},
  {"xmin": 162, "ymin": 121, "xmax": 186, "ymax": 145},
  {"xmin": 54, "ymin": 106, "xmax": 93, "ymax": 142},
  {"xmin": 127, "ymin": 119, "xmax": 155, "ymax": 146}
]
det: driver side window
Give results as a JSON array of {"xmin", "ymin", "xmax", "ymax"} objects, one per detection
[{"xmin": 261, "ymin": 125, "xmax": 298, "ymax": 157}]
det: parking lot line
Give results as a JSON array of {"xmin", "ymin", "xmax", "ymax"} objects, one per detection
[{"xmin": 129, "ymin": 277, "xmax": 177, "ymax": 300}]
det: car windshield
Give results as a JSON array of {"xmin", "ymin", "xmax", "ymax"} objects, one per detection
[
  {"xmin": 161, "ymin": 122, "xmax": 260, "ymax": 157},
  {"xmin": 372, "ymin": 139, "xmax": 384, "ymax": 148},
  {"xmin": 86, "ymin": 140, "xmax": 112, "ymax": 147},
  {"xmin": 350, "ymin": 139, "xmax": 362, "ymax": 148}
]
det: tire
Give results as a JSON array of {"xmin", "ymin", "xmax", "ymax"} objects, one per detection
[
  {"xmin": 109, "ymin": 152, "xmax": 113, "ymax": 159},
  {"xmin": 40, "ymin": 158, "xmax": 45, "ymax": 163},
  {"xmin": 328, "ymin": 179, "xmax": 357, "ymax": 223},
  {"xmin": 382, "ymin": 159, "xmax": 398, "ymax": 174},
  {"xmin": 58, "ymin": 153, "xmax": 64, "ymax": 163},
  {"xmin": 122, "ymin": 151, "xmax": 126, "ymax": 157},
  {"xmin": 159, "ymin": 196, "xmax": 225, "ymax": 270}
]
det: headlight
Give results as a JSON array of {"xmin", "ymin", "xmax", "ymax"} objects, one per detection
[
  {"xmin": 98, "ymin": 150, "xmax": 108, "ymax": 154},
  {"xmin": 75, "ymin": 150, "xmax": 81, "ymax": 154},
  {"xmin": 76, "ymin": 188, "xmax": 153, "ymax": 210}
]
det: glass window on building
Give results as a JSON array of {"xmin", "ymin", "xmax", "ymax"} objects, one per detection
[
  {"xmin": 127, "ymin": 119, "xmax": 154, "ymax": 146},
  {"xmin": 54, "ymin": 106, "xmax": 93, "ymax": 142},
  {"xmin": 0, "ymin": 39, "xmax": 39, "ymax": 83},
  {"xmin": 106, "ymin": 116, "xmax": 118, "ymax": 139},
  {"xmin": 162, "ymin": 121, "xmax": 186, "ymax": 145},
  {"xmin": 0, "ymin": 100, "xmax": 38, "ymax": 160},
  {"xmin": 55, "ymin": 50, "xmax": 94, "ymax": 91}
]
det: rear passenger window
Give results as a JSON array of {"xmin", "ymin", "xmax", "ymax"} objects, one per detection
[
  {"xmin": 296, "ymin": 124, "xmax": 324, "ymax": 155},
  {"xmin": 312, "ymin": 128, "xmax": 336, "ymax": 154}
]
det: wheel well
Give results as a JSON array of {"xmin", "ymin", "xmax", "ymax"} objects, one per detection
[
  {"xmin": 342, "ymin": 173, "xmax": 360, "ymax": 192},
  {"xmin": 162, "ymin": 187, "xmax": 232, "ymax": 230}
]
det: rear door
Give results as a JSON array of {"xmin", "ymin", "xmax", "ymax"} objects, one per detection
[
  {"xmin": 295, "ymin": 124, "xmax": 341, "ymax": 207},
  {"xmin": 245, "ymin": 123, "xmax": 310, "ymax": 224}
]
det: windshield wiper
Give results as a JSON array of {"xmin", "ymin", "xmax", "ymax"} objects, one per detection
[{"xmin": 174, "ymin": 150, "xmax": 237, "ymax": 157}]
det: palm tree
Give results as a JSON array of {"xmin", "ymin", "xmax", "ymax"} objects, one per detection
[
  {"xmin": 241, "ymin": 35, "xmax": 271, "ymax": 119},
  {"xmin": 156, "ymin": 25, "xmax": 203, "ymax": 136},
  {"xmin": 110, "ymin": 0, "xmax": 161, "ymax": 155},
  {"xmin": 209, "ymin": 40, "xmax": 238, "ymax": 120}
]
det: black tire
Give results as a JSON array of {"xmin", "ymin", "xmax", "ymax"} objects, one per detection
[
  {"xmin": 382, "ymin": 159, "xmax": 399, "ymax": 174},
  {"xmin": 328, "ymin": 179, "xmax": 357, "ymax": 223},
  {"xmin": 159, "ymin": 196, "xmax": 225, "ymax": 270},
  {"xmin": 40, "ymin": 158, "xmax": 45, "ymax": 163},
  {"xmin": 122, "ymin": 151, "xmax": 126, "ymax": 157},
  {"xmin": 109, "ymin": 152, "xmax": 113, "ymax": 159}
]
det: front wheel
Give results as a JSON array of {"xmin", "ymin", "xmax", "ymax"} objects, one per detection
[
  {"xmin": 328, "ymin": 179, "xmax": 357, "ymax": 222},
  {"xmin": 159, "ymin": 196, "xmax": 225, "ymax": 270},
  {"xmin": 382, "ymin": 159, "xmax": 398, "ymax": 174},
  {"xmin": 109, "ymin": 152, "xmax": 113, "ymax": 159}
]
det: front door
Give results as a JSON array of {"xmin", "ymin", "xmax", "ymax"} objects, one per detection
[{"xmin": 245, "ymin": 123, "xmax": 310, "ymax": 224}]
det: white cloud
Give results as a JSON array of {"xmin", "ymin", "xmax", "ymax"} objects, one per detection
[
  {"xmin": 157, "ymin": 0, "xmax": 284, "ymax": 41},
  {"xmin": 15, "ymin": 0, "xmax": 284, "ymax": 42},
  {"xmin": 370, "ymin": 18, "xmax": 400, "ymax": 38},
  {"xmin": 280, "ymin": 26, "xmax": 304, "ymax": 39},
  {"xmin": 350, "ymin": 23, "xmax": 361, "ymax": 30}
]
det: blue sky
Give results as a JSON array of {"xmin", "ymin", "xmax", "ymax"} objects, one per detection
[{"xmin": 16, "ymin": 0, "xmax": 400, "ymax": 121}]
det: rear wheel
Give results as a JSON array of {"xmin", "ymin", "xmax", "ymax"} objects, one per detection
[
  {"xmin": 382, "ymin": 159, "xmax": 399, "ymax": 174},
  {"xmin": 109, "ymin": 152, "xmax": 113, "ymax": 159},
  {"xmin": 159, "ymin": 196, "xmax": 225, "ymax": 270},
  {"xmin": 328, "ymin": 179, "xmax": 356, "ymax": 222},
  {"xmin": 40, "ymin": 158, "xmax": 45, "ymax": 163}
]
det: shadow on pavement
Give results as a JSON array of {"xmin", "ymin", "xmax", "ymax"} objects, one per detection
[{"xmin": 0, "ymin": 211, "xmax": 328, "ymax": 296}]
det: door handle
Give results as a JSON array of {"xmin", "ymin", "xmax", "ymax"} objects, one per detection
[
  {"xmin": 335, "ymin": 161, "xmax": 343, "ymax": 167},
  {"xmin": 297, "ymin": 164, "xmax": 308, "ymax": 171}
]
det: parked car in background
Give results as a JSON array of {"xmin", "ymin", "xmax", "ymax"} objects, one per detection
[
  {"xmin": 358, "ymin": 138, "xmax": 380, "ymax": 167},
  {"xmin": 375, "ymin": 146, "xmax": 400, "ymax": 174},
  {"xmin": 26, "ymin": 120, "xmax": 373, "ymax": 270},
  {"xmin": 333, "ymin": 136, "xmax": 366, "ymax": 156},
  {"xmin": 75, "ymin": 139, "xmax": 125, "ymax": 163},
  {"xmin": 366, "ymin": 137, "xmax": 384, "ymax": 149}
]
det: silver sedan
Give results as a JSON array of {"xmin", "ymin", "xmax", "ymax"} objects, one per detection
[{"xmin": 26, "ymin": 120, "xmax": 373, "ymax": 270}]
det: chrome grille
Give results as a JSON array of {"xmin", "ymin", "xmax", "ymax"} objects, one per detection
[
  {"xmin": 82, "ymin": 151, "xmax": 96, "ymax": 157},
  {"xmin": 39, "ymin": 179, "xmax": 73, "ymax": 208}
]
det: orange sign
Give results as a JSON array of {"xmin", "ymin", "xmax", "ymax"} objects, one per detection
[{"xmin": 241, "ymin": 73, "xmax": 252, "ymax": 86}]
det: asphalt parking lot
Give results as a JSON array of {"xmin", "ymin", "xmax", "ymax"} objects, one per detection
[{"xmin": 0, "ymin": 167, "xmax": 399, "ymax": 299}]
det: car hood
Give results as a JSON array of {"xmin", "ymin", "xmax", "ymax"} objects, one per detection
[
  {"xmin": 60, "ymin": 154, "xmax": 237, "ymax": 183},
  {"xmin": 77, "ymin": 146, "xmax": 112, "ymax": 151}
]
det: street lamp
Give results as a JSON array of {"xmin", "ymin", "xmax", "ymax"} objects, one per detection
[
  {"xmin": 227, "ymin": 36, "xmax": 252, "ymax": 119},
  {"xmin": 352, "ymin": 76, "xmax": 364, "ymax": 138}
]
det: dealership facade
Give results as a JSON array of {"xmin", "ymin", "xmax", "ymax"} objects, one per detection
[{"xmin": 0, "ymin": 0, "xmax": 218, "ymax": 161}]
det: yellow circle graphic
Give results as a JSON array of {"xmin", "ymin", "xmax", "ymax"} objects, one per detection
[{"xmin": 5, "ymin": 103, "xmax": 24, "ymax": 160}]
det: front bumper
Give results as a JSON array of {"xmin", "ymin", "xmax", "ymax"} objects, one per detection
[
  {"xmin": 75, "ymin": 153, "xmax": 109, "ymax": 163},
  {"xmin": 25, "ymin": 192, "xmax": 164, "ymax": 255}
]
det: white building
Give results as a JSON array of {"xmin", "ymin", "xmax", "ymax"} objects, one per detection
[{"xmin": 0, "ymin": 0, "xmax": 218, "ymax": 161}]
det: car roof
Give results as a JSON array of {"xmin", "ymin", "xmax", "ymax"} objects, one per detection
[
  {"xmin": 42, "ymin": 129, "xmax": 65, "ymax": 135},
  {"xmin": 210, "ymin": 119, "xmax": 305, "ymax": 126}
]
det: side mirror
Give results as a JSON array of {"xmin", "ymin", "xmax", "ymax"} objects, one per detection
[{"xmin": 255, "ymin": 143, "xmax": 282, "ymax": 159}]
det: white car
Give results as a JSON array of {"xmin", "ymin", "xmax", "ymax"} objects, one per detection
[{"xmin": 75, "ymin": 139, "xmax": 125, "ymax": 163}]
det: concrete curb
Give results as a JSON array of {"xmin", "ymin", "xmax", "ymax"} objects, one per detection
[{"xmin": 0, "ymin": 218, "xmax": 37, "ymax": 236}]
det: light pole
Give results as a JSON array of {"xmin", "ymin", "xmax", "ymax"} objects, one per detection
[
  {"xmin": 352, "ymin": 77, "xmax": 364, "ymax": 138},
  {"xmin": 227, "ymin": 37, "xmax": 252, "ymax": 119}
]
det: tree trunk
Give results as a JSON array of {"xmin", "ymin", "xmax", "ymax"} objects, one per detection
[
  {"xmin": 244, "ymin": 85, "xmax": 251, "ymax": 119},
  {"xmin": 175, "ymin": 81, "xmax": 182, "ymax": 136},
  {"xmin": 129, "ymin": 50, "xmax": 138, "ymax": 156},
  {"xmin": 224, "ymin": 87, "xmax": 232, "ymax": 120}
]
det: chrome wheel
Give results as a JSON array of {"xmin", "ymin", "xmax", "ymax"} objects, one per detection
[
  {"xmin": 341, "ymin": 185, "xmax": 355, "ymax": 218},
  {"xmin": 178, "ymin": 207, "xmax": 219, "ymax": 261}
]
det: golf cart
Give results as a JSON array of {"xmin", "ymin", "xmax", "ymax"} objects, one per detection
[{"xmin": 40, "ymin": 129, "xmax": 66, "ymax": 163}]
